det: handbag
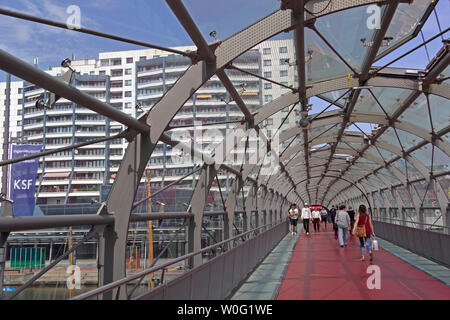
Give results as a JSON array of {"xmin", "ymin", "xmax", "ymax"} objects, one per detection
[
  {"xmin": 356, "ymin": 216, "xmax": 366, "ymax": 237},
  {"xmin": 356, "ymin": 217, "xmax": 367, "ymax": 238},
  {"xmin": 356, "ymin": 225, "xmax": 366, "ymax": 237}
]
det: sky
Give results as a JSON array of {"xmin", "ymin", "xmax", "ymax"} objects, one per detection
[{"xmin": 0, "ymin": 0, "xmax": 449, "ymax": 124}]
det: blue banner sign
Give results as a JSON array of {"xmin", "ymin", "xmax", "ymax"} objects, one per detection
[{"xmin": 9, "ymin": 144, "xmax": 42, "ymax": 217}]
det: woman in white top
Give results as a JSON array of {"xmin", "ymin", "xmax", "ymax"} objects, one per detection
[
  {"xmin": 311, "ymin": 209, "xmax": 322, "ymax": 232},
  {"xmin": 301, "ymin": 204, "xmax": 312, "ymax": 235}
]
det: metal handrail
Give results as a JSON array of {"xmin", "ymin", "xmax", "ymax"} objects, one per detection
[
  {"xmin": 373, "ymin": 217, "xmax": 450, "ymax": 230},
  {"xmin": 71, "ymin": 219, "xmax": 286, "ymax": 300}
]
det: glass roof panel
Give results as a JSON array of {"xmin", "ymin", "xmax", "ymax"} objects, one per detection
[
  {"xmin": 399, "ymin": 94, "xmax": 432, "ymax": 132},
  {"xmin": 379, "ymin": 127, "xmax": 402, "ymax": 149},
  {"xmin": 372, "ymin": 87, "xmax": 413, "ymax": 116},
  {"xmin": 304, "ymin": 28, "xmax": 352, "ymax": 83},
  {"xmin": 365, "ymin": 146, "xmax": 385, "ymax": 162},
  {"xmin": 407, "ymin": 159, "xmax": 426, "ymax": 181},
  {"xmin": 377, "ymin": 147, "xmax": 397, "ymax": 162},
  {"xmin": 392, "ymin": 158, "xmax": 407, "ymax": 177},
  {"xmin": 432, "ymin": 145, "xmax": 449, "ymax": 175},
  {"xmin": 340, "ymin": 141, "xmax": 365, "ymax": 153},
  {"xmin": 428, "ymin": 94, "xmax": 450, "ymax": 133},
  {"xmin": 395, "ymin": 128, "xmax": 424, "ymax": 150},
  {"xmin": 184, "ymin": 0, "xmax": 280, "ymax": 42},
  {"xmin": 410, "ymin": 143, "xmax": 433, "ymax": 170},
  {"xmin": 378, "ymin": 168, "xmax": 400, "ymax": 185},
  {"xmin": 376, "ymin": 0, "xmax": 433, "ymax": 58},
  {"xmin": 367, "ymin": 174, "xmax": 385, "ymax": 189},
  {"xmin": 353, "ymin": 89, "xmax": 384, "ymax": 115},
  {"xmin": 309, "ymin": 124, "xmax": 340, "ymax": 142},
  {"xmin": 313, "ymin": 4, "xmax": 382, "ymax": 73},
  {"xmin": 355, "ymin": 158, "xmax": 379, "ymax": 170},
  {"xmin": 353, "ymin": 87, "xmax": 412, "ymax": 116},
  {"xmin": 318, "ymin": 89, "xmax": 350, "ymax": 108}
]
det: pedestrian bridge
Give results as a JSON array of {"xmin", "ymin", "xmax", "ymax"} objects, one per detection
[{"xmin": 0, "ymin": 0, "xmax": 449, "ymax": 300}]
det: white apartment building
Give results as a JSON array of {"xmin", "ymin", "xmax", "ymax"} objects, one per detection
[{"xmin": 0, "ymin": 39, "xmax": 298, "ymax": 208}]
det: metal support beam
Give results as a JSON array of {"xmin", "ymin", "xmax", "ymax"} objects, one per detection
[
  {"xmin": 166, "ymin": 0, "xmax": 216, "ymax": 63},
  {"xmin": 0, "ymin": 8, "xmax": 192, "ymax": 58},
  {"xmin": 216, "ymin": 69, "xmax": 254, "ymax": 123},
  {"xmin": 0, "ymin": 49, "xmax": 149, "ymax": 133},
  {"xmin": 187, "ymin": 164, "xmax": 217, "ymax": 268}
]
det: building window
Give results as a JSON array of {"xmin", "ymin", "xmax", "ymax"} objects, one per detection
[
  {"xmin": 264, "ymin": 95, "xmax": 273, "ymax": 102},
  {"xmin": 282, "ymin": 107, "xmax": 289, "ymax": 112},
  {"xmin": 124, "ymin": 102, "xmax": 131, "ymax": 109},
  {"xmin": 280, "ymin": 70, "xmax": 288, "ymax": 77},
  {"xmin": 126, "ymin": 57, "xmax": 133, "ymax": 64},
  {"xmin": 263, "ymin": 48, "xmax": 271, "ymax": 55},
  {"xmin": 281, "ymin": 81, "xmax": 288, "ymax": 86},
  {"xmin": 263, "ymin": 59, "xmax": 272, "ymax": 66},
  {"xmin": 124, "ymin": 91, "xmax": 132, "ymax": 97},
  {"xmin": 139, "ymin": 56, "xmax": 146, "ymax": 61},
  {"xmin": 111, "ymin": 58, "xmax": 121, "ymax": 66},
  {"xmin": 280, "ymin": 58, "xmax": 288, "ymax": 65},
  {"xmin": 125, "ymin": 68, "xmax": 132, "ymax": 75},
  {"xmin": 282, "ymin": 117, "xmax": 289, "ymax": 124},
  {"xmin": 266, "ymin": 118, "xmax": 273, "ymax": 125},
  {"xmin": 264, "ymin": 71, "xmax": 272, "ymax": 78},
  {"xmin": 18, "ymin": 88, "xmax": 22, "ymax": 94},
  {"xmin": 124, "ymin": 80, "xmax": 132, "ymax": 86},
  {"xmin": 264, "ymin": 83, "xmax": 272, "ymax": 90},
  {"xmin": 99, "ymin": 70, "xmax": 106, "ymax": 75},
  {"xmin": 279, "ymin": 46, "xmax": 288, "ymax": 54},
  {"xmin": 17, "ymin": 120, "xmax": 22, "ymax": 126}
]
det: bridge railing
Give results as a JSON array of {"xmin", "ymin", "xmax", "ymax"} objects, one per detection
[
  {"xmin": 373, "ymin": 219, "xmax": 450, "ymax": 267},
  {"xmin": 72, "ymin": 218, "xmax": 289, "ymax": 300}
]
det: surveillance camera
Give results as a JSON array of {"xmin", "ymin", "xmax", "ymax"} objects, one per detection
[
  {"xmin": 61, "ymin": 58, "xmax": 72, "ymax": 68},
  {"xmin": 298, "ymin": 117, "xmax": 309, "ymax": 129},
  {"xmin": 35, "ymin": 99, "xmax": 46, "ymax": 110}
]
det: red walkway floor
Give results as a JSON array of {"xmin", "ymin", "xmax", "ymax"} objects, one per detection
[{"xmin": 277, "ymin": 230, "xmax": 450, "ymax": 300}]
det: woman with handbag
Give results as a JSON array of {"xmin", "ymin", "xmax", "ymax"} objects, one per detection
[{"xmin": 352, "ymin": 204, "xmax": 376, "ymax": 261}]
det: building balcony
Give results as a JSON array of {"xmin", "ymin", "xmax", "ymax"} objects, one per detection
[
  {"xmin": 77, "ymin": 86, "xmax": 107, "ymax": 91},
  {"xmin": 67, "ymin": 191, "xmax": 100, "ymax": 197},
  {"xmin": 74, "ymin": 120, "xmax": 106, "ymax": 126},
  {"xmin": 137, "ymin": 80, "xmax": 164, "ymax": 89},
  {"xmin": 37, "ymin": 192, "xmax": 68, "ymax": 198},
  {"xmin": 137, "ymin": 92, "xmax": 164, "ymax": 100},
  {"xmin": 137, "ymin": 68, "xmax": 164, "ymax": 77}
]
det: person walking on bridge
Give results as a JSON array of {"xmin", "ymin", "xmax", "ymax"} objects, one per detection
[
  {"xmin": 301, "ymin": 204, "xmax": 312, "ymax": 235},
  {"xmin": 347, "ymin": 206, "xmax": 356, "ymax": 236},
  {"xmin": 288, "ymin": 203, "xmax": 299, "ymax": 236},
  {"xmin": 352, "ymin": 204, "xmax": 376, "ymax": 261},
  {"xmin": 329, "ymin": 205, "xmax": 338, "ymax": 240},
  {"xmin": 311, "ymin": 208, "xmax": 322, "ymax": 232},
  {"xmin": 320, "ymin": 208, "xmax": 328, "ymax": 229},
  {"xmin": 335, "ymin": 205, "xmax": 351, "ymax": 247}
]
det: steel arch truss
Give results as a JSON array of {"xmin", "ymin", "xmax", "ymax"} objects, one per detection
[{"xmin": 0, "ymin": 0, "xmax": 448, "ymax": 300}]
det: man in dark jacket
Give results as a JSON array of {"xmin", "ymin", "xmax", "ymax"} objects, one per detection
[
  {"xmin": 329, "ymin": 205, "xmax": 338, "ymax": 240},
  {"xmin": 347, "ymin": 206, "xmax": 356, "ymax": 235}
]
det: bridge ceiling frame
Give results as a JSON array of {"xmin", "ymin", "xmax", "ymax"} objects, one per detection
[{"xmin": 0, "ymin": 0, "xmax": 448, "ymax": 299}]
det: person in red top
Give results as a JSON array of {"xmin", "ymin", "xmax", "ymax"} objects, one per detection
[{"xmin": 352, "ymin": 204, "xmax": 376, "ymax": 261}]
